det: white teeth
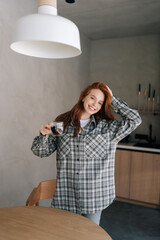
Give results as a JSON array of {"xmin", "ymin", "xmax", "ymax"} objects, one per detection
[{"xmin": 89, "ymin": 105, "xmax": 95, "ymax": 111}]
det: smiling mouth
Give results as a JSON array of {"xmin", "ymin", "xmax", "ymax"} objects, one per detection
[{"xmin": 88, "ymin": 105, "xmax": 96, "ymax": 111}]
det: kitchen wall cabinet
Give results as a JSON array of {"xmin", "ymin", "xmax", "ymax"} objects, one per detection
[{"xmin": 115, "ymin": 149, "xmax": 160, "ymax": 208}]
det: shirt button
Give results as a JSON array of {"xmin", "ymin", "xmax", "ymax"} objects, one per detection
[
  {"xmin": 77, "ymin": 172, "xmax": 79, "ymax": 175},
  {"xmin": 77, "ymin": 159, "xmax": 79, "ymax": 161}
]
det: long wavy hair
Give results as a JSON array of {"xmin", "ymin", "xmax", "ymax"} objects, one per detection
[{"xmin": 55, "ymin": 82, "xmax": 115, "ymax": 137}]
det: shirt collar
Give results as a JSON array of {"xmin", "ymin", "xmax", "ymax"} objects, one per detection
[{"xmin": 89, "ymin": 115, "xmax": 97, "ymax": 127}]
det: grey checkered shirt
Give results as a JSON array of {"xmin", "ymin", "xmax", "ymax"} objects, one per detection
[{"xmin": 31, "ymin": 96, "xmax": 141, "ymax": 214}]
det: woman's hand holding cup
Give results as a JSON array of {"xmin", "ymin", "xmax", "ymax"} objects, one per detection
[
  {"xmin": 40, "ymin": 121, "xmax": 64, "ymax": 136},
  {"xmin": 40, "ymin": 122, "xmax": 52, "ymax": 135}
]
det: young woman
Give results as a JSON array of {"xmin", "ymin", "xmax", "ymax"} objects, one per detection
[{"xmin": 31, "ymin": 82, "xmax": 141, "ymax": 225}]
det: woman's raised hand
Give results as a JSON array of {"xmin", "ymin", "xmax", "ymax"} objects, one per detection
[{"xmin": 40, "ymin": 122, "xmax": 52, "ymax": 135}]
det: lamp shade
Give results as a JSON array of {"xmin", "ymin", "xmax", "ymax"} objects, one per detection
[{"xmin": 10, "ymin": 2, "xmax": 81, "ymax": 58}]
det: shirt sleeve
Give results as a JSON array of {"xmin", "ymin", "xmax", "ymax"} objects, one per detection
[
  {"xmin": 31, "ymin": 133, "xmax": 57, "ymax": 158},
  {"xmin": 108, "ymin": 96, "xmax": 142, "ymax": 143}
]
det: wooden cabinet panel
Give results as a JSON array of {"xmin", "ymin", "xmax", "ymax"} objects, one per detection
[
  {"xmin": 115, "ymin": 149, "xmax": 160, "ymax": 207},
  {"xmin": 115, "ymin": 150, "xmax": 131, "ymax": 199},
  {"xmin": 130, "ymin": 152, "xmax": 160, "ymax": 205}
]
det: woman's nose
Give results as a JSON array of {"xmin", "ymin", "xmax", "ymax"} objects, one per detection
[{"xmin": 93, "ymin": 101, "xmax": 98, "ymax": 107}]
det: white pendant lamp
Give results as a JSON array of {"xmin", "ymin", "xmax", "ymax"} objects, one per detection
[{"xmin": 10, "ymin": 0, "xmax": 81, "ymax": 59}]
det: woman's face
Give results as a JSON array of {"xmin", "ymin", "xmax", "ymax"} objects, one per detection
[{"xmin": 82, "ymin": 89, "xmax": 105, "ymax": 119}]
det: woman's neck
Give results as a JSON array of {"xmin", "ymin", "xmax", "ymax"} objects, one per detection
[{"xmin": 80, "ymin": 112, "xmax": 91, "ymax": 120}]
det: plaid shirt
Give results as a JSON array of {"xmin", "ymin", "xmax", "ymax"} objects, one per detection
[{"xmin": 31, "ymin": 96, "xmax": 141, "ymax": 214}]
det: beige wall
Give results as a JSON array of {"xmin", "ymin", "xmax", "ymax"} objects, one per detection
[
  {"xmin": 0, "ymin": 0, "xmax": 90, "ymax": 207},
  {"xmin": 90, "ymin": 35, "xmax": 160, "ymax": 143}
]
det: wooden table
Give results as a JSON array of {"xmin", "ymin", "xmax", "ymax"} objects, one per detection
[{"xmin": 0, "ymin": 206, "xmax": 112, "ymax": 240}]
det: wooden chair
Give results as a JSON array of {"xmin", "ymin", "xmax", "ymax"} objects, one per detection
[{"xmin": 26, "ymin": 179, "xmax": 56, "ymax": 206}]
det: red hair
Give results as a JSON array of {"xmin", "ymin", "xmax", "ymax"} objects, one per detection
[{"xmin": 55, "ymin": 82, "xmax": 115, "ymax": 137}]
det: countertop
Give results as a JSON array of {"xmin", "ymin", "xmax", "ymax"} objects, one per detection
[{"xmin": 117, "ymin": 143, "xmax": 160, "ymax": 154}]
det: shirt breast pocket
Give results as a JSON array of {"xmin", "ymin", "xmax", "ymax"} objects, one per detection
[
  {"xmin": 85, "ymin": 134, "xmax": 107, "ymax": 159},
  {"xmin": 57, "ymin": 134, "xmax": 70, "ymax": 159}
]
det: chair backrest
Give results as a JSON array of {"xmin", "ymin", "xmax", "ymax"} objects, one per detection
[{"xmin": 26, "ymin": 179, "xmax": 56, "ymax": 206}]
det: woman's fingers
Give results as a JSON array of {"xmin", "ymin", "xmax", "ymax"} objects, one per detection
[{"xmin": 40, "ymin": 123, "xmax": 52, "ymax": 135}]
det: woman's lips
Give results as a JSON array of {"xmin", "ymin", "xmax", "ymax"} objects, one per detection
[{"xmin": 88, "ymin": 105, "xmax": 96, "ymax": 111}]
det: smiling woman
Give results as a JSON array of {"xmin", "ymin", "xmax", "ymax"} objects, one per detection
[
  {"xmin": 53, "ymin": 82, "xmax": 115, "ymax": 137},
  {"xmin": 82, "ymin": 89, "xmax": 105, "ymax": 120},
  {"xmin": 31, "ymin": 81, "xmax": 142, "ymax": 226}
]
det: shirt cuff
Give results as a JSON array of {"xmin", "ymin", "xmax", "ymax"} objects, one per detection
[{"xmin": 39, "ymin": 132, "xmax": 56, "ymax": 141}]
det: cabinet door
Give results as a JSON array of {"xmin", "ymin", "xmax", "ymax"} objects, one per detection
[
  {"xmin": 115, "ymin": 150, "xmax": 131, "ymax": 199},
  {"xmin": 130, "ymin": 152, "xmax": 160, "ymax": 205}
]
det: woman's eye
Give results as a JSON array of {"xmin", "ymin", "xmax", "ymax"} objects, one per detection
[
  {"xmin": 91, "ymin": 97, "xmax": 94, "ymax": 99},
  {"xmin": 99, "ymin": 102, "xmax": 102, "ymax": 106}
]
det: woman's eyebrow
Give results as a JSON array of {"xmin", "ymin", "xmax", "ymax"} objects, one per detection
[{"xmin": 91, "ymin": 94, "xmax": 104, "ymax": 103}]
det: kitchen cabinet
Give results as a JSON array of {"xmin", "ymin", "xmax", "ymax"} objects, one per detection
[
  {"xmin": 115, "ymin": 150, "xmax": 131, "ymax": 199},
  {"xmin": 115, "ymin": 149, "xmax": 160, "ymax": 208}
]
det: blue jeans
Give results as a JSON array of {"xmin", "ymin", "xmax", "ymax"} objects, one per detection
[{"xmin": 81, "ymin": 211, "xmax": 102, "ymax": 225}]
